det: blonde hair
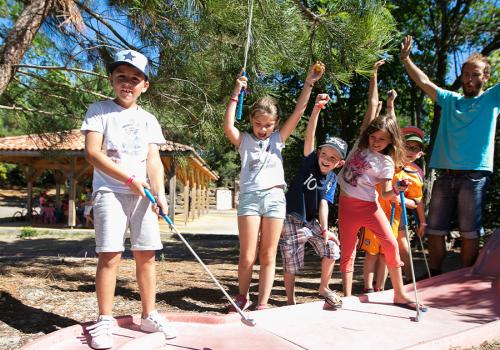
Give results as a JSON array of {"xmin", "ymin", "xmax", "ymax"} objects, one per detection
[
  {"xmin": 462, "ymin": 53, "xmax": 491, "ymax": 77},
  {"xmin": 249, "ymin": 96, "xmax": 281, "ymax": 120},
  {"xmin": 359, "ymin": 114, "xmax": 406, "ymax": 167}
]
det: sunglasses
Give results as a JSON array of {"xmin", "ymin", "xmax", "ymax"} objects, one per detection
[{"xmin": 405, "ymin": 145, "xmax": 422, "ymax": 152}]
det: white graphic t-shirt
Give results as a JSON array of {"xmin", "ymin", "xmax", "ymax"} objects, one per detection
[
  {"xmin": 338, "ymin": 141, "xmax": 394, "ymax": 202},
  {"xmin": 238, "ymin": 131, "xmax": 286, "ymax": 193},
  {"xmin": 81, "ymin": 100, "xmax": 166, "ymax": 194}
]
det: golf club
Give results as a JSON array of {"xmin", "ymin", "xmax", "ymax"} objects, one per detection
[
  {"xmin": 399, "ymin": 182, "xmax": 425, "ymax": 322},
  {"xmin": 143, "ymin": 188, "xmax": 256, "ymax": 327}
]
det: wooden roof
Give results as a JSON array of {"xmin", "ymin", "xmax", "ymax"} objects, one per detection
[{"xmin": 0, "ymin": 129, "xmax": 218, "ymax": 181}]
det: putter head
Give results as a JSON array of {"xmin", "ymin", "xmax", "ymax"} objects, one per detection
[{"xmin": 241, "ymin": 316, "xmax": 256, "ymax": 327}]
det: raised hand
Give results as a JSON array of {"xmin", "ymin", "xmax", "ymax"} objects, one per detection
[
  {"xmin": 306, "ymin": 61, "xmax": 325, "ymax": 85},
  {"xmin": 400, "ymin": 35, "xmax": 413, "ymax": 61},
  {"xmin": 373, "ymin": 59, "xmax": 385, "ymax": 72},
  {"xmin": 315, "ymin": 93, "xmax": 330, "ymax": 109},
  {"xmin": 387, "ymin": 89, "xmax": 397, "ymax": 102},
  {"xmin": 231, "ymin": 73, "xmax": 248, "ymax": 97}
]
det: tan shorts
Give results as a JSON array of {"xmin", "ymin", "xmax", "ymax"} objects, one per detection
[{"xmin": 92, "ymin": 190, "xmax": 163, "ymax": 253}]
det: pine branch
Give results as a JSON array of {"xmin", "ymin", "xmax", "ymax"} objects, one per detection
[
  {"xmin": 17, "ymin": 70, "xmax": 112, "ymax": 99},
  {"xmin": 13, "ymin": 64, "xmax": 107, "ymax": 78},
  {"xmin": 76, "ymin": 1, "xmax": 139, "ymax": 51},
  {"xmin": 0, "ymin": 104, "xmax": 75, "ymax": 117},
  {"xmin": 290, "ymin": 0, "xmax": 321, "ymax": 22}
]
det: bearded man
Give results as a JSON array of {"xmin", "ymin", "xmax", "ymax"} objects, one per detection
[{"xmin": 400, "ymin": 35, "xmax": 499, "ymax": 275}]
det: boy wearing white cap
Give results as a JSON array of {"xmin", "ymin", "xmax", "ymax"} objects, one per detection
[
  {"xmin": 81, "ymin": 49, "xmax": 176, "ymax": 349},
  {"xmin": 279, "ymin": 93, "xmax": 346, "ymax": 308}
]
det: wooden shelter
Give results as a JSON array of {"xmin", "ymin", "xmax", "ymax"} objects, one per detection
[{"xmin": 0, "ymin": 130, "xmax": 218, "ymax": 227}]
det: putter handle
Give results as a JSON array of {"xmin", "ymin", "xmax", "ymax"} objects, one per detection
[
  {"xmin": 143, "ymin": 188, "xmax": 173, "ymax": 226},
  {"xmin": 397, "ymin": 179, "xmax": 410, "ymax": 226},
  {"xmin": 236, "ymin": 71, "xmax": 247, "ymax": 121}
]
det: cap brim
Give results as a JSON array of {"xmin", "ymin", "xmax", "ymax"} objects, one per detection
[
  {"xmin": 319, "ymin": 144, "xmax": 345, "ymax": 159},
  {"xmin": 108, "ymin": 61, "xmax": 149, "ymax": 79},
  {"xmin": 405, "ymin": 135, "xmax": 423, "ymax": 144}
]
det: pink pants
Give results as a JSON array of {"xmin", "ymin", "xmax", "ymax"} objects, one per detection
[{"xmin": 338, "ymin": 195, "xmax": 402, "ymax": 273}]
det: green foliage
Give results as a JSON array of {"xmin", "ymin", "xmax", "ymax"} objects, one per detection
[
  {"xmin": 19, "ymin": 226, "xmax": 37, "ymax": 238},
  {"xmin": 0, "ymin": 163, "xmax": 7, "ymax": 184}
]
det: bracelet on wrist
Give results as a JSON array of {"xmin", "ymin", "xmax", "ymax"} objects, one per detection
[
  {"xmin": 229, "ymin": 97, "xmax": 238, "ymax": 103},
  {"xmin": 125, "ymin": 175, "xmax": 135, "ymax": 185},
  {"xmin": 315, "ymin": 103, "xmax": 325, "ymax": 109}
]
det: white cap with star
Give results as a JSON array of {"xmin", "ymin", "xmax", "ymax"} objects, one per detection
[{"xmin": 108, "ymin": 49, "xmax": 150, "ymax": 79}]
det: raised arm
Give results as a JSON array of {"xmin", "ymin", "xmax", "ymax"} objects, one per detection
[
  {"xmin": 361, "ymin": 60, "xmax": 385, "ymax": 131},
  {"xmin": 223, "ymin": 74, "xmax": 247, "ymax": 147},
  {"xmin": 304, "ymin": 93, "xmax": 330, "ymax": 157},
  {"xmin": 280, "ymin": 62, "xmax": 325, "ymax": 142},
  {"xmin": 386, "ymin": 89, "xmax": 397, "ymax": 118},
  {"xmin": 400, "ymin": 35, "xmax": 439, "ymax": 102}
]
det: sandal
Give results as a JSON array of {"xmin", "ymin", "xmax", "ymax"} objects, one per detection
[{"xmin": 321, "ymin": 290, "xmax": 343, "ymax": 309}]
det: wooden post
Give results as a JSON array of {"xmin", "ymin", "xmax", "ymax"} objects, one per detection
[
  {"xmin": 168, "ymin": 168, "xmax": 176, "ymax": 223},
  {"xmin": 183, "ymin": 180, "xmax": 190, "ymax": 225},
  {"xmin": 68, "ymin": 176, "xmax": 77, "ymax": 228},
  {"xmin": 197, "ymin": 181, "xmax": 202, "ymax": 218},
  {"xmin": 53, "ymin": 170, "xmax": 65, "ymax": 210},
  {"xmin": 22, "ymin": 166, "xmax": 39, "ymax": 222},
  {"xmin": 192, "ymin": 178, "xmax": 198, "ymax": 220}
]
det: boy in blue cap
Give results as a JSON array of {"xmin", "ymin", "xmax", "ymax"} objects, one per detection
[
  {"xmin": 279, "ymin": 93, "xmax": 347, "ymax": 308},
  {"xmin": 82, "ymin": 49, "xmax": 176, "ymax": 349}
]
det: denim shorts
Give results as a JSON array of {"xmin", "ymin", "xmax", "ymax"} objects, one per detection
[
  {"xmin": 92, "ymin": 191, "xmax": 163, "ymax": 253},
  {"xmin": 426, "ymin": 171, "xmax": 491, "ymax": 239},
  {"xmin": 237, "ymin": 187, "xmax": 286, "ymax": 219}
]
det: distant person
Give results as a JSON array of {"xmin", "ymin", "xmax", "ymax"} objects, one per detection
[
  {"xmin": 224, "ymin": 62, "xmax": 324, "ymax": 311},
  {"xmin": 81, "ymin": 49, "xmax": 176, "ymax": 349},
  {"xmin": 83, "ymin": 186, "xmax": 94, "ymax": 227},
  {"xmin": 279, "ymin": 93, "xmax": 346, "ymax": 308},
  {"xmin": 337, "ymin": 60, "xmax": 425, "ymax": 311},
  {"xmin": 401, "ymin": 35, "xmax": 499, "ymax": 275},
  {"xmin": 42, "ymin": 200, "xmax": 56, "ymax": 224}
]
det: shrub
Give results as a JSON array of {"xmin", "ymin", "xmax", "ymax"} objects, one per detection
[{"xmin": 19, "ymin": 226, "xmax": 37, "ymax": 238}]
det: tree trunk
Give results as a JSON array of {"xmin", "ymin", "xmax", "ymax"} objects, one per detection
[{"xmin": 0, "ymin": 0, "xmax": 55, "ymax": 95}]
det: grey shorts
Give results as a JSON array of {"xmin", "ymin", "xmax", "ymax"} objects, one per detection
[
  {"xmin": 92, "ymin": 191, "xmax": 163, "ymax": 253},
  {"xmin": 237, "ymin": 187, "xmax": 286, "ymax": 219}
]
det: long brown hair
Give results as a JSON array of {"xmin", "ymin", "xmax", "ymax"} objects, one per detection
[{"xmin": 359, "ymin": 114, "xmax": 405, "ymax": 167}]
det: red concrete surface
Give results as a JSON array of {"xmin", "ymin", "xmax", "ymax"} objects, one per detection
[
  {"xmin": 21, "ymin": 230, "xmax": 500, "ymax": 350},
  {"xmin": 20, "ymin": 270, "xmax": 500, "ymax": 350}
]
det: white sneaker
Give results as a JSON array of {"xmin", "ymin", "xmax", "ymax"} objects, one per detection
[
  {"xmin": 140, "ymin": 310, "xmax": 177, "ymax": 339},
  {"xmin": 86, "ymin": 315, "xmax": 115, "ymax": 349}
]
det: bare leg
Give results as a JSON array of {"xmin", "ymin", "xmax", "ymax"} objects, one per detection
[
  {"xmin": 133, "ymin": 250, "xmax": 156, "ymax": 316},
  {"xmin": 237, "ymin": 216, "xmax": 261, "ymax": 298},
  {"xmin": 95, "ymin": 252, "xmax": 122, "ymax": 315},
  {"xmin": 319, "ymin": 257, "xmax": 335, "ymax": 295},
  {"xmin": 257, "ymin": 217, "xmax": 283, "ymax": 306},
  {"xmin": 375, "ymin": 254, "xmax": 388, "ymax": 290},
  {"xmin": 363, "ymin": 254, "xmax": 378, "ymax": 290},
  {"xmin": 284, "ymin": 272, "xmax": 296, "ymax": 305},
  {"xmin": 342, "ymin": 271, "xmax": 353, "ymax": 297},
  {"xmin": 461, "ymin": 237, "xmax": 479, "ymax": 267},
  {"xmin": 428, "ymin": 234, "xmax": 446, "ymax": 275},
  {"xmin": 388, "ymin": 266, "xmax": 417, "ymax": 304}
]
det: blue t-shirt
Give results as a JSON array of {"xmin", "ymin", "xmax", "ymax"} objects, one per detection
[
  {"xmin": 286, "ymin": 151, "xmax": 337, "ymax": 223},
  {"xmin": 431, "ymin": 84, "xmax": 499, "ymax": 171}
]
